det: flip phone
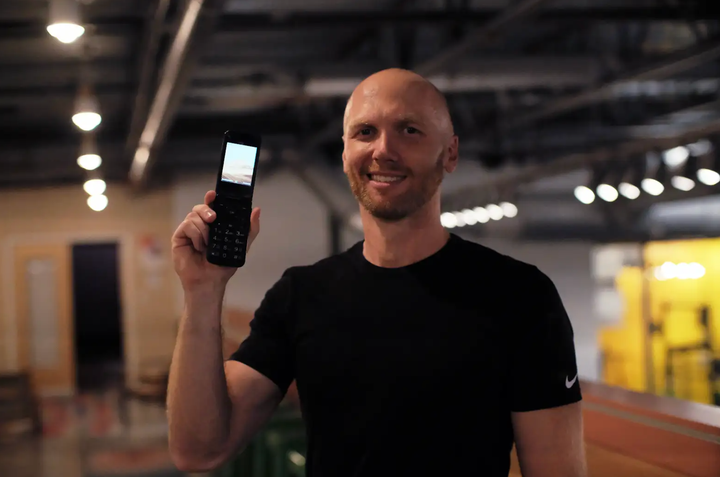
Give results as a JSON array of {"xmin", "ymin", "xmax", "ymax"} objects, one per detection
[{"xmin": 206, "ymin": 130, "xmax": 262, "ymax": 268}]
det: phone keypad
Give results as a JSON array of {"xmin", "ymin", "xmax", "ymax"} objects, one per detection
[{"xmin": 207, "ymin": 199, "xmax": 251, "ymax": 265}]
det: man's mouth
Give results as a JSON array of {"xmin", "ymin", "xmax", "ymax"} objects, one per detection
[{"xmin": 367, "ymin": 174, "xmax": 406, "ymax": 183}]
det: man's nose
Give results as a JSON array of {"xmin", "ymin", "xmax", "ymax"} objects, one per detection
[{"xmin": 371, "ymin": 131, "xmax": 400, "ymax": 162}]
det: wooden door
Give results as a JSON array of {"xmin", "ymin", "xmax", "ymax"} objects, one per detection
[{"xmin": 14, "ymin": 244, "xmax": 75, "ymax": 396}]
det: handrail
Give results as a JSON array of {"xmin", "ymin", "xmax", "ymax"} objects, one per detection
[
  {"xmin": 581, "ymin": 379, "xmax": 720, "ymax": 431},
  {"xmin": 580, "ymin": 379, "xmax": 720, "ymax": 477}
]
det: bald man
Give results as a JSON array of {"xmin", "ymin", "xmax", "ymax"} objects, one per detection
[{"xmin": 168, "ymin": 69, "xmax": 587, "ymax": 477}]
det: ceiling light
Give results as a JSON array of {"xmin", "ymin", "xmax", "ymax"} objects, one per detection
[
  {"xmin": 618, "ymin": 182, "xmax": 640, "ymax": 200},
  {"xmin": 77, "ymin": 133, "xmax": 101, "ymax": 170},
  {"xmin": 574, "ymin": 185, "xmax": 595, "ymax": 204},
  {"xmin": 47, "ymin": 0, "xmax": 84, "ymax": 44},
  {"xmin": 686, "ymin": 262, "xmax": 706, "ymax": 279},
  {"xmin": 499, "ymin": 202, "xmax": 518, "ymax": 218},
  {"xmin": 687, "ymin": 139, "xmax": 712, "ymax": 157},
  {"xmin": 73, "ymin": 112, "xmax": 101, "ymax": 131},
  {"xmin": 73, "ymin": 84, "xmax": 102, "ymax": 131},
  {"xmin": 473, "ymin": 207, "xmax": 489, "ymax": 223},
  {"xmin": 486, "ymin": 204, "xmax": 503, "ymax": 221},
  {"xmin": 83, "ymin": 178, "xmax": 106, "ymax": 196},
  {"xmin": 77, "ymin": 153, "xmax": 102, "ymax": 171},
  {"xmin": 671, "ymin": 175, "xmax": 695, "ymax": 191},
  {"xmin": 663, "ymin": 146, "xmax": 689, "ymax": 168},
  {"xmin": 47, "ymin": 23, "xmax": 84, "ymax": 43},
  {"xmin": 440, "ymin": 212, "xmax": 457, "ymax": 228},
  {"xmin": 596, "ymin": 184, "xmax": 618, "ymax": 202},
  {"xmin": 641, "ymin": 178, "xmax": 664, "ymax": 196},
  {"xmin": 87, "ymin": 194, "xmax": 108, "ymax": 212},
  {"xmin": 697, "ymin": 168, "xmax": 720, "ymax": 186},
  {"xmin": 453, "ymin": 212, "xmax": 466, "ymax": 227},
  {"xmin": 671, "ymin": 152, "xmax": 698, "ymax": 191},
  {"xmin": 460, "ymin": 209, "xmax": 477, "ymax": 226},
  {"xmin": 617, "ymin": 157, "xmax": 645, "ymax": 200}
]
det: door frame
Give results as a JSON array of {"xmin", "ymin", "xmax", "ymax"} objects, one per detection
[{"xmin": 2, "ymin": 232, "xmax": 137, "ymax": 396}]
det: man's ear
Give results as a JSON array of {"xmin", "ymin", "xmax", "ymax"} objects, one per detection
[{"xmin": 444, "ymin": 135, "xmax": 459, "ymax": 173}]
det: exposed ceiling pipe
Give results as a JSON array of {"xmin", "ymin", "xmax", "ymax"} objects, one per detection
[
  {"xmin": 412, "ymin": 0, "xmax": 548, "ymax": 76},
  {"xmin": 502, "ymin": 37, "xmax": 720, "ymax": 130},
  {"xmin": 128, "ymin": 0, "xmax": 226, "ymax": 188},
  {"xmin": 125, "ymin": 0, "xmax": 172, "ymax": 157},
  {"xmin": 212, "ymin": 6, "xmax": 718, "ymax": 31}
]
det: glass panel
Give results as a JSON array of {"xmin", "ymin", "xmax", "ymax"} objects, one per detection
[{"xmin": 26, "ymin": 258, "xmax": 59, "ymax": 369}]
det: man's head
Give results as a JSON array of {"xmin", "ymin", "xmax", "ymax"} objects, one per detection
[{"xmin": 342, "ymin": 68, "xmax": 458, "ymax": 221}]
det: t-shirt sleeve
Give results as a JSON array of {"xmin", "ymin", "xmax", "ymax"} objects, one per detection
[
  {"xmin": 228, "ymin": 269, "xmax": 296, "ymax": 395},
  {"xmin": 508, "ymin": 266, "xmax": 582, "ymax": 412}
]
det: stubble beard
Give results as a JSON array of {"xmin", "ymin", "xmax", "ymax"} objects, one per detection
[{"xmin": 347, "ymin": 154, "xmax": 445, "ymax": 222}]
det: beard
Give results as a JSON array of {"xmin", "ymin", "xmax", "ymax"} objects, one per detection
[{"xmin": 346, "ymin": 153, "xmax": 445, "ymax": 221}]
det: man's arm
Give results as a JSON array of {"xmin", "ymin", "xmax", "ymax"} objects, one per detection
[
  {"xmin": 167, "ymin": 289, "xmax": 283, "ymax": 473},
  {"xmin": 512, "ymin": 402, "xmax": 587, "ymax": 477},
  {"xmin": 506, "ymin": 265, "xmax": 586, "ymax": 476}
]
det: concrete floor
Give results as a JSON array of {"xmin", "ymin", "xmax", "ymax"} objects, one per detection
[{"xmin": 0, "ymin": 393, "xmax": 184, "ymax": 477}]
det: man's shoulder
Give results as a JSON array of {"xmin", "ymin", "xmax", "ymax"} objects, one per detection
[
  {"xmin": 450, "ymin": 234, "xmax": 544, "ymax": 281},
  {"xmin": 280, "ymin": 243, "xmax": 360, "ymax": 283}
]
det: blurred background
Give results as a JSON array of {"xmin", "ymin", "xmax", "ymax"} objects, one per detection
[{"xmin": 0, "ymin": 0, "xmax": 719, "ymax": 476}]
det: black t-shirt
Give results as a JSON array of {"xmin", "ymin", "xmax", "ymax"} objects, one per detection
[{"xmin": 230, "ymin": 233, "xmax": 582, "ymax": 477}]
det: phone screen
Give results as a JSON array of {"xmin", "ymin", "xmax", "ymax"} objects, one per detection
[{"xmin": 221, "ymin": 142, "xmax": 258, "ymax": 187}]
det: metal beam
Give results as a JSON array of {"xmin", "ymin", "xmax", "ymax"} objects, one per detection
[
  {"xmin": 0, "ymin": 4, "xmax": 714, "ymax": 40},
  {"xmin": 0, "ymin": 136, "xmax": 285, "ymax": 188},
  {"xmin": 212, "ymin": 7, "xmax": 718, "ymax": 32},
  {"xmin": 128, "ymin": 0, "xmax": 227, "ymax": 188},
  {"xmin": 283, "ymin": 160, "xmax": 349, "ymax": 219},
  {"xmin": 0, "ymin": 83, "xmax": 132, "ymax": 101},
  {"xmin": 300, "ymin": 0, "xmax": 551, "ymax": 153},
  {"xmin": 183, "ymin": 58, "xmax": 602, "ymax": 112},
  {"xmin": 502, "ymin": 37, "xmax": 720, "ymax": 130},
  {"xmin": 193, "ymin": 56, "xmax": 602, "ymax": 88},
  {"xmin": 413, "ymin": 0, "xmax": 548, "ymax": 76},
  {"xmin": 333, "ymin": 0, "xmax": 413, "ymax": 60},
  {"xmin": 0, "ymin": 61, "xmax": 131, "ymax": 89},
  {"xmin": 125, "ymin": 0, "xmax": 172, "ymax": 158}
]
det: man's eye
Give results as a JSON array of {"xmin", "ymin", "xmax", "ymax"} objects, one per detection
[
  {"xmin": 406, "ymin": 127, "xmax": 419, "ymax": 134},
  {"xmin": 359, "ymin": 128, "xmax": 372, "ymax": 135}
]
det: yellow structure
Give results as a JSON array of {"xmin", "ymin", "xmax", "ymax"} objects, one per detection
[{"xmin": 599, "ymin": 238, "xmax": 720, "ymax": 405}]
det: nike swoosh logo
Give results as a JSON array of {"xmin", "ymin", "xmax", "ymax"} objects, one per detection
[{"xmin": 565, "ymin": 374, "xmax": 578, "ymax": 388}]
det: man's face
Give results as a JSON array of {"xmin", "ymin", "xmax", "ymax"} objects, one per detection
[{"xmin": 342, "ymin": 77, "xmax": 458, "ymax": 221}]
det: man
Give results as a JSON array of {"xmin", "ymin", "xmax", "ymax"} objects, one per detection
[{"xmin": 168, "ymin": 68, "xmax": 587, "ymax": 477}]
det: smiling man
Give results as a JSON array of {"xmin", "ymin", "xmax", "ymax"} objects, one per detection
[{"xmin": 167, "ymin": 68, "xmax": 587, "ymax": 477}]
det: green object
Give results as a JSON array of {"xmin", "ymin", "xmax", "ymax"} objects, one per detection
[{"xmin": 212, "ymin": 408, "xmax": 306, "ymax": 477}]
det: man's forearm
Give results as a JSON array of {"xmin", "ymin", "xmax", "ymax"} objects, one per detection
[{"xmin": 167, "ymin": 286, "xmax": 232, "ymax": 466}]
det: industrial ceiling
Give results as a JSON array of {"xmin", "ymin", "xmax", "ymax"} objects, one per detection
[{"xmin": 1, "ymin": 0, "xmax": 718, "ymax": 240}]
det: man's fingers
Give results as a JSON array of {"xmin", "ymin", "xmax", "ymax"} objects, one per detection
[
  {"xmin": 249, "ymin": 207, "xmax": 261, "ymax": 240},
  {"xmin": 182, "ymin": 215, "xmax": 206, "ymax": 252},
  {"xmin": 204, "ymin": 190, "xmax": 216, "ymax": 206},
  {"xmin": 247, "ymin": 207, "xmax": 261, "ymax": 252},
  {"xmin": 192, "ymin": 203, "xmax": 216, "ymax": 223},
  {"xmin": 187, "ymin": 213, "xmax": 209, "ymax": 246}
]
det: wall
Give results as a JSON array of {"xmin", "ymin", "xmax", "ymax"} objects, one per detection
[{"xmin": 0, "ymin": 184, "xmax": 176, "ymax": 389}]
